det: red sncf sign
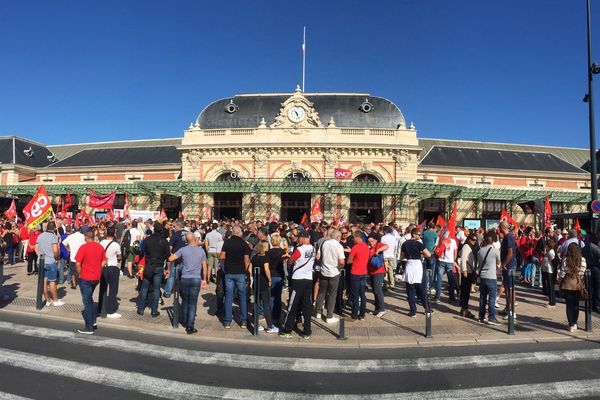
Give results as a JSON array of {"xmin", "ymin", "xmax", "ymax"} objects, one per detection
[{"xmin": 334, "ymin": 168, "xmax": 353, "ymax": 179}]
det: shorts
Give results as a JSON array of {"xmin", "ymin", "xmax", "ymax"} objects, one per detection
[
  {"xmin": 127, "ymin": 252, "xmax": 135, "ymax": 263},
  {"xmin": 44, "ymin": 262, "xmax": 58, "ymax": 282},
  {"xmin": 502, "ymin": 268, "xmax": 516, "ymax": 288}
]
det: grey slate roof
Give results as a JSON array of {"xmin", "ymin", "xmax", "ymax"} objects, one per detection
[
  {"xmin": 420, "ymin": 146, "xmax": 586, "ymax": 174},
  {"xmin": 47, "ymin": 138, "xmax": 182, "ymax": 161},
  {"xmin": 49, "ymin": 146, "xmax": 181, "ymax": 168},
  {"xmin": 418, "ymin": 138, "xmax": 590, "ymax": 170},
  {"xmin": 197, "ymin": 94, "xmax": 406, "ymax": 130},
  {"xmin": 0, "ymin": 136, "xmax": 56, "ymax": 168}
]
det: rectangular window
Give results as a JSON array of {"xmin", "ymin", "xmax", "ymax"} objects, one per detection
[
  {"xmin": 551, "ymin": 202, "xmax": 564, "ymax": 214},
  {"xmin": 482, "ymin": 200, "xmax": 507, "ymax": 219}
]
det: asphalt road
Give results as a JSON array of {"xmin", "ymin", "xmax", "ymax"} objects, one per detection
[{"xmin": 1, "ymin": 311, "xmax": 600, "ymax": 399}]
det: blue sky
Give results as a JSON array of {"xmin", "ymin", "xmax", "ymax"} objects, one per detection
[{"xmin": 0, "ymin": 0, "xmax": 597, "ymax": 147}]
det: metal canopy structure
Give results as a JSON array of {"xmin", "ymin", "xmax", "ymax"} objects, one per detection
[{"xmin": 0, "ymin": 180, "xmax": 590, "ymax": 204}]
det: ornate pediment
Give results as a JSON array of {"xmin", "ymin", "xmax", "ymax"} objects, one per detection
[{"xmin": 270, "ymin": 86, "xmax": 323, "ymax": 132}]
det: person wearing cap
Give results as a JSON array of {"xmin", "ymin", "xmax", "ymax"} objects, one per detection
[
  {"xmin": 280, "ymin": 230, "xmax": 314, "ymax": 339},
  {"xmin": 458, "ymin": 233, "xmax": 478, "ymax": 318},
  {"xmin": 367, "ymin": 232, "xmax": 388, "ymax": 319}
]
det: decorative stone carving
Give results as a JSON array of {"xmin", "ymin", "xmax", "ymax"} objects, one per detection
[
  {"xmin": 291, "ymin": 160, "xmax": 302, "ymax": 170},
  {"xmin": 324, "ymin": 148, "xmax": 340, "ymax": 168},
  {"xmin": 253, "ymin": 149, "xmax": 270, "ymax": 168},
  {"xmin": 222, "ymin": 160, "xmax": 232, "ymax": 170},
  {"xmin": 393, "ymin": 149, "xmax": 410, "ymax": 168},
  {"xmin": 258, "ymin": 117, "xmax": 267, "ymax": 128},
  {"xmin": 186, "ymin": 149, "xmax": 203, "ymax": 169},
  {"xmin": 361, "ymin": 161, "xmax": 372, "ymax": 172},
  {"xmin": 270, "ymin": 87, "xmax": 323, "ymax": 129}
]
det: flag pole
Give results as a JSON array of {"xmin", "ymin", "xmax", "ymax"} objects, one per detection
[{"xmin": 302, "ymin": 26, "xmax": 306, "ymax": 92}]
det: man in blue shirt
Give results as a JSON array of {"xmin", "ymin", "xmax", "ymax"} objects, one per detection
[{"xmin": 499, "ymin": 221, "xmax": 517, "ymax": 319}]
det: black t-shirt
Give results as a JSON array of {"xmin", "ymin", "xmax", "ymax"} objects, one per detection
[
  {"xmin": 401, "ymin": 240, "xmax": 425, "ymax": 260},
  {"xmin": 252, "ymin": 254, "xmax": 270, "ymax": 287},
  {"xmin": 267, "ymin": 247, "xmax": 285, "ymax": 278},
  {"xmin": 170, "ymin": 229, "xmax": 187, "ymax": 253},
  {"xmin": 222, "ymin": 236, "xmax": 251, "ymax": 274}
]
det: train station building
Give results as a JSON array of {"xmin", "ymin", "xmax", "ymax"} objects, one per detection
[{"xmin": 0, "ymin": 87, "xmax": 594, "ymax": 228}]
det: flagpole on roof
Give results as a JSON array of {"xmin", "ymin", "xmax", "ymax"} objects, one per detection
[{"xmin": 302, "ymin": 26, "xmax": 306, "ymax": 92}]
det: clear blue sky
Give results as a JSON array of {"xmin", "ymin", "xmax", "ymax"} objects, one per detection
[{"xmin": 0, "ymin": 0, "xmax": 598, "ymax": 147}]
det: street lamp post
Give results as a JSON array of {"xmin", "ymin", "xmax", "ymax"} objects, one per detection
[{"xmin": 586, "ymin": 0, "xmax": 599, "ymax": 234}]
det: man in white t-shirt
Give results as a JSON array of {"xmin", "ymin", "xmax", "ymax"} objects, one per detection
[
  {"xmin": 315, "ymin": 230, "xmax": 345, "ymax": 323},
  {"xmin": 124, "ymin": 221, "xmax": 141, "ymax": 279},
  {"xmin": 62, "ymin": 226, "xmax": 87, "ymax": 290},
  {"xmin": 281, "ymin": 230, "xmax": 315, "ymax": 339},
  {"xmin": 205, "ymin": 223, "xmax": 222, "ymax": 282},
  {"xmin": 381, "ymin": 226, "xmax": 399, "ymax": 290},
  {"xmin": 434, "ymin": 231, "xmax": 458, "ymax": 304},
  {"xmin": 98, "ymin": 226, "xmax": 122, "ymax": 318}
]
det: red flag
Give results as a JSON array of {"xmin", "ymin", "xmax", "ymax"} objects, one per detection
[
  {"xmin": 574, "ymin": 218, "xmax": 582, "ymax": 236},
  {"xmin": 310, "ymin": 197, "xmax": 323, "ymax": 223},
  {"xmin": 448, "ymin": 201, "xmax": 457, "ymax": 238},
  {"xmin": 23, "ymin": 186, "xmax": 53, "ymax": 228},
  {"xmin": 300, "ymin": 212, "xmax": 309, "ymax": 227},
  {"xmin": 268, "ymin": 214, "xmax": 279, "ymax": 223},
  {"xmin": 500, "ymin": 208, "xmax": 520, "ymax": 229},
  {"xmin": 160, "ymin": 208, "xmax": 167, "ymax": 219},
  {"xmin": 543, "ymin": 196, "xmax": 552, "ymax": 228},
  {"xmin": 3, "ymin": 199, "xmax": 17, "ymax": 220},
  {"xmin": 435, "ymin": 215, "xmax": 446, "ymax": 229},
  {"xmin": 64, "ymin": 192, "xmax": 73, "ymax": 210},
  {"xmin": 124, "ymin": 192, "xmax": 130, "ymax": 218},
  {"xmin": 178, "ymin": 210, "xmax": 184, "ymax": 220},
  {"xmin": 88, "ymin": 189, "xmax": 116, "ymax": 209},
  {"xmin": 204, "ymin": 206, "xmax": 212, "ymax": 221}
]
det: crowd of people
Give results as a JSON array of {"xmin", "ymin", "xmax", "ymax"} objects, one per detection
[{"xmin": 0, "ymin": 214, "xmax": 597, "ymax": 336}]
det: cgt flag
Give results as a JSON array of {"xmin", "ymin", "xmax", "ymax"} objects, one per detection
[
  {"xmin": 23, "ymin": 185, "xmax": 53, "ymax": 228},
  {"xmin": 3, "ymin": 199, "xmax": 17, "ymax": 221},
  {"xmin": 310, "ymin": 196, "xmax": 323, "ymax": 222},
  {"xmin": 500, "ymin": 208, "xmax": 520, "ymax": 229}
]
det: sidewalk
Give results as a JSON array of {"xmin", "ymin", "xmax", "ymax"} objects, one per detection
[{"xmin": 1, "ymin": 261, "xmax": 599, "ymax": 347}]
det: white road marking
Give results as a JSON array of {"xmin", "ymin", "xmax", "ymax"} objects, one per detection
[
  {"xmin": 0, "ymin": 320, "xmax": 598, "ymax": 374},
  {"xmin": 0, "ymin": 347, "xmax": 599, "ymax": 399},
  {"xmin": 0, "ymin": 392, "xmax": 33, "ymax": 400}
]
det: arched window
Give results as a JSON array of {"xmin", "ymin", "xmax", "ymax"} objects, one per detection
[
  {"xmin": 353, "ymin": 173, "xmax": 380, "ymax": 183},
  {"xmin": 284, "ymin": 170, "xmax": 311, "ymax": 182},
  {"xmin": 216, "ymin": 172, "xmax": 240, "ymax": 181}
]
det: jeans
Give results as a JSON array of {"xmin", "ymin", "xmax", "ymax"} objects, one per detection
[
  {"xmin": 164, "ymin": 262, "xmax": 181, "ymax": 297},
  {"xmin": 215, "ymin": 268, "xmax": 225, "ymax": 317},
  {"xmin": 459, "ymin": 273, "xmax": 474, "ymax": 309},
  {"xmin": 27, "ymin": 253, "xmax": 38, "ymax": 274},
  {"xmin": 0, "ymin": 260, "xmax": 4, "ymax": 287},
  {"xmin": 405, "ymin": 281, "xmax": 429, "ymax": 315},
  {"xmin": 180, "ymin": 278, "xmax": 202, "ymax": 330},
  {"xmin": 563, "ymin": 289, "xmax": 580, "ymax": 327},
  {"xmin": 138, "ymin": 268, "xmax": 163, "ymax": 313},
  {"xmin": 542, "ymin": 271, "xmax": 556, "ymax": 306},
  {"xmin": 436, "ymin": 261, "xmax": 457, "ymax": 302},
  {"xmin": 6, "ymin": 243, "xmax": 14, "ymax": 265},
  {"xmin": 530, "ymin": 262, "xmax": 540, "ymax": 287},
  {"xmin": 270, "ymin": 275, "xmax": 284, "ymax": 323},
  {"xmin": 79, "ymin": 279, "xmax": 99, "ymax": 331},
  {"xmin": 370, "ymin": 273, "xmax": 386, "ymax": 313},
  {"xmin": 350, "ymin": 274, "xmax": 367, "ymax": 318},
  {"xmin": 315, "ymin": 275, "xmax": 340, "ymax": 318},
  {"xmin": 479, "ymin": 278, "xmax": 497, "ymax": 321},
  {"xmin": 98, "ymin": 266, "xmax": 120, "ymax": 314},
  {"xmin": 57, "ymin": 259, "xmax": 67, "ymax": 284},
  {"xmin": 224, "ymin": 273, "xmax": 247, "ymax": 324}
]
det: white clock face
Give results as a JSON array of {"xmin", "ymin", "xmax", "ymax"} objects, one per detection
[{"xmin": 288, "ymin": 106, "xmax": 306, "ymax": 123}]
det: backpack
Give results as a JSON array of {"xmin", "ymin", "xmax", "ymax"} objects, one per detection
[{"xmin": 121, "ymin": 229, "xmax": 132, "ymax": 258}]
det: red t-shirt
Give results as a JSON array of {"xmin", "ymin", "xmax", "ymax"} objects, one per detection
[
  {"xmin": 75, "ymin": 242, "xmax": 106, "ymax": 281},
  {"xmin": 349, "ymin": 241, "xmax": 370, "ymax": 275},
  {"xmin": 28, "ymin": 230, "xmax": 40, "ymax": 253},
  {"xmin": 20, "ymin": 226, "xmax": 29, "ymax": 240}
]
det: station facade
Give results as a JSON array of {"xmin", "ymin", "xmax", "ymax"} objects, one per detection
[{"xmin": 0, "ymin": 87, "xmax": 594, "ymax": 228}]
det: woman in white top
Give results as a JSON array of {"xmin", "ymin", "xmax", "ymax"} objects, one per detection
[{"xmin": 540, "ymin": 238, "xmax": 557, "ymax": 307}]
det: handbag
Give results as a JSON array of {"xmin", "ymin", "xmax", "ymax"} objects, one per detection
[
  {"xmin": 370, "ymin": 252, "xmax": 384, "ymax": 269},
  {"xmin": 576, "ymin": 274, "xmax": 588, "ymax": 299}
]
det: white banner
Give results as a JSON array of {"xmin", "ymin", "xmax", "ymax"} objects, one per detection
[{"xmin": 113, "ymin": 209, "xmax": 160, "ymax": 221}]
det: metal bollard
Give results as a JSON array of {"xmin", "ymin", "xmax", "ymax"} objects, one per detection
[
  {"xmin": 35, "ymin": 255, "xmax": 46, "ymax": 310},
  {"xmin": 425, "ymin": 268, "xmax": 432, "ymax": 338},
  {"xmin": 585, "ymin": 269, "xmax": 593, "ymax": 332},
  {"xmin": 508, "ymin": 269, "xmax": 515, "ymax": 335},
  {"xmin": 253, "ymin": 267, "xmax": 260, "ymax": 336},
  {"xmin": 548, "ymin": 269, "xmax": 556, "ymax": 306},
  {"xmin": 337, "ymin": 269, "xmax": 347, "ymax": 340},
  {"xmin": 172, "ymin": 268, "xmax": 180, "ymax": 329}
]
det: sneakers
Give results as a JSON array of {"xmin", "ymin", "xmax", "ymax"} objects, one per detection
[
  {"xmin": 494, "ymin": 302, "xmax": 500, "ymax": 309},
  {"xmin": 502, "ymin": 312, "xmax": 517, "ymax": 320},
  {"xmin": 77, "ymin": 328, "xmax": 94, "ymax": 335},
  {"xmin": 258, "ymin": 325, "xmax": 265, "ymax": 332},
  {"xmin": 301, "ymin": 334, "xmax": 311, "ymax": 340},
  {"xmin": 53, "ymin": 300, "xmax": 65, "ymax": 307},
  {"xmin": 569, "ymin": 325, "xmax": 578, "ymax": 332},
  {"xmin": 240, "ymin": 322, "xmax": 247, "ymax": 329},
  {"xmin": 375, "ymin": 311, "xmax": 387, "ymax": 318},
  {"xmin": 223, "ymin": 323, "xmax": 231, "ymax": 330},
  {"xmin": 315, "ymin": 312, "xmax": 322, "ymax": 319},
  {"xmin": 266, "ymin": 326, "xmax": 280, "ymax": 334},
  {"xmin": 326, "ymin": 316, "xmax": 340, "ymax": 324},
  {"xmin": 408, "ymin": 313, "xmax": 417, "ymax": 318},
  {"xmin": 546, "ymin": 304, "xmax": 556, "ymax": 309},
  {"xmin": 279, "ymin": 332, "xmax": 292, "ymax": 339},
  {"xmin": 45, "ymin": 300, "xmax": 53, "ymax": 307},
  {"xmin": 106, "ymin": 313, "xmax": 122, "ymax": 319},
  {"xmin": 486, "ymin": 319, "xmax": 500, "ymax": 326}
]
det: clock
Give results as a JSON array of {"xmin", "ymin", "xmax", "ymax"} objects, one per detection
[{"xmin": 288, "ymin": 106, "xmax": 306, "ymax": 123}]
